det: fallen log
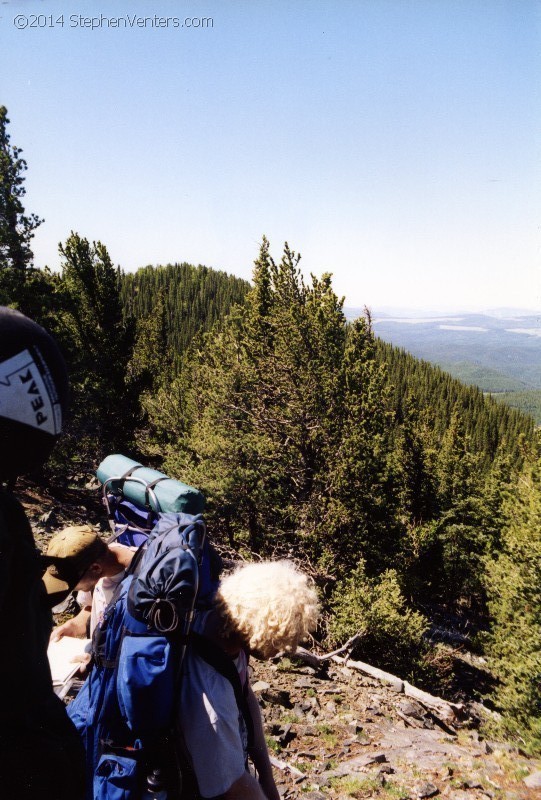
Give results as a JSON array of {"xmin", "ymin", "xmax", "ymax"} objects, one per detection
[
  {"xmin": 402, "ymin": 679, "xmax": 464, "ymax": 724},
  {"xmin": 331, "ymin": 653, "xmax": 405, "ymax": 694},
  {"xmin": 268, "ymin": 755, "xmax": 306, "ymax": 779},
  {"xmin": 293, "ymin": 645, "xmax": 465, "ymax": 726}
]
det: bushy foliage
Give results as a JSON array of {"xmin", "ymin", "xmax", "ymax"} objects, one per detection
[
  {"xmin": 53, "ymin": 233, "xmax": 137, "ymax": 463},
  {"xmin": 399, "ymin": 413, "xmax": 512, "ymax": 611},
  {"xmin": 328, "ymin": 560, "xmax": 429, "ymax": 676},
  {"xmin": 381, "ymin": 341, "xmax": 535, "ymax": 469},
  {"xmin": 483, "ymin": 460, "xmax": 541, "ymax": 753},
  {"xmin": 151, "ymin": 239, "xmax": 399, "ymax": 573},
  {"xmin": 120, "ymin": 262, "xmax": 250, "ymax": 369},
  {"xmin": 0, "ymin": 106, "xmax": 43, "ymax": 279}
]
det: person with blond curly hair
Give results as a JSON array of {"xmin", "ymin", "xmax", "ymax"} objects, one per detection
[{"xmin": 177, "ymin": 560, "xmax": 319, "ymax": 800}]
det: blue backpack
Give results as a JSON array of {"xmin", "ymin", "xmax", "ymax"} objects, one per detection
[{"xmin": 67, "ymin": 457, "xmax": 248, "ymax": 800}]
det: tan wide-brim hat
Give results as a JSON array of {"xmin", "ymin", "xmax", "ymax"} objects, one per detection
[{"xmin": 42, "ymin": 525, "xmax": 108, "ymax": 604}]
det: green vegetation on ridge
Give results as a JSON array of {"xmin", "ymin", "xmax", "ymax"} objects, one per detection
[
  {"xmin": 2, "ymin": 105, "xmax": 541, "ymax": 753},
  {"xmin": 120, "ymin": 262, "xmax": 250, "ymax": 361},
  {"xmin": 492, "ymin": 389, "xmax": 541, "ymax": 426}
]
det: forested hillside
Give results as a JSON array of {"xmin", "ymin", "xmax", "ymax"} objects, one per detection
[
  {"xmin": 2, "ymin": 105, "xmax": 541, "ymax": 754},
  {"xmin": 381, "ymin": 342, "xmax": 533, "ymax": 467},
  {"xmin": 120, "ymin": 263, "xmax": 250, "ymax": 359}
]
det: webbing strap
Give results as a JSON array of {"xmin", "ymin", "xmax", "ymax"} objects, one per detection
[
  {"xmin": 190, "ymin": 632, "xmax": 255, "ymax": 750},
  {"xmin": 118, "ymin": 465, "xmax": 141, "ymax": 486},
  {"xmin": 146, "ymin": 476, "xmax": 169, "ymax": 490}
]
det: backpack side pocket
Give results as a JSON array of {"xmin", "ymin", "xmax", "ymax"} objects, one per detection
[
  {"xmin": 117, "ymin": 634, "xmax": 174, "ymax": 734},
  {"xmin": 94, "ymin": 752, "xmax": 140, "ymax": 800}
]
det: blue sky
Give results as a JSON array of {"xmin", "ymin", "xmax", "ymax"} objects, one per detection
[{"xmin": 1, "ymin": 0, "xmax": 540, "ymax": 311}]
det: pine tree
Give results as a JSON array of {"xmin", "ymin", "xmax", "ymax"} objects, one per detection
[
  {"xmin": 484, "ymin": 459, "xmax": 541, "ymax": 752},
  {"xmin": 319, "ymin": 313, "xmax": 398, "ymax": 573},
  {"xmin": 328, "ymin": 559, "xmax": 428, "ymax": 675},
  {"xmin": 154, "ymin": 240, "xmax": 398, "ymax": 574},
  {"xmin": 0, "ymin": 105, "xmax": 46, "ymax": 309},
  {"xmin": 393, "ymin": 404, "xmax": 437, "ymax": 526},
  {"xmin": 56, "ymin": 233, "xmax": 136, "ymax": 460}
]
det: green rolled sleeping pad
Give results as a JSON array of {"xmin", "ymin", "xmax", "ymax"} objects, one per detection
[{"xmin": 96, "ymin": 454, "xmax": 205, "ymax": 515}]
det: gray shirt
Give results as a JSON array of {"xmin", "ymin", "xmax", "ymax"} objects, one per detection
[{"xmin": 176, "ymin": 611, "xmax": 248, "ymax": 798}]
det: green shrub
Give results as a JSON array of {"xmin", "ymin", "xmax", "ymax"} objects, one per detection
[
  {"xmin": 483, "ymin": 461, "xmax": 541, "ymax": 754},
  {"xmin": 328, "ymin": 559, "xmax": 428, "ymax": 676}
]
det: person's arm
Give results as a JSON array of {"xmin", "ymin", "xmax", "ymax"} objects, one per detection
[
  {"xmin": 246, "ymin": 684, "xmax": 280, "ymax": 800},
  {"xmin": 49, "ymin": 607, "xmax": 91, "ymax": 642}
]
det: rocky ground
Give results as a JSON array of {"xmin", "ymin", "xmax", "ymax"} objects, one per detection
[
  {"xmin": 17, "ymin": 478, "xmax": 541, "ymax": 800},
  {"xmin": 250, "ymin": 656, "xmax": 541, "ymax": 800}
]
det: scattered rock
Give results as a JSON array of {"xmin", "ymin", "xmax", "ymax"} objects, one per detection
[
  {"xmin": 275, "ymin": 724, "xmax": 295, "ymax": 746},
  {"xmin": 463, "ymin": 779, "xmax": 483, "ymax": 789},
  {"xmin": 365, "ymin": 703, "xmax": 383, "ymax": 716},
  {"xmin": 524, "ymin": 769, "xmax": 541, "ymax": 789},
  {"xmin": 294, "ymin": 677, "xmax": 314, "ymax": 688},
  {"xmin": 334, "ymin": 752, "xmax": 388, "ymax": 774},
  {"xmin": 297, "ymin": 666, "xmax": 316, "ymax": 676},
  {"xmin": 346, "ymin": 719, "xmax": 363, "ymax": 734},
  {"xmin": 251, "ymin": 680, "xmax": 271, "ymax": 693},
  {"xmin": 399, "ymin": 700, "xmax": 424, "ymax": 720},
  {"xmin": 261, "ymin": 689, "xmax": 292, "ymax": 708},
  {"xmin": 415, "ymin": 782, "xmax": 439, "ymax": 798}
]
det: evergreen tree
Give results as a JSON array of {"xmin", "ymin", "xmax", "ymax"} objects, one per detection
[
  {"xmin": 484, "ymin": 459, "xmax": 541, "ymax": 752},
  {"xmin": 153, "ymin": 240, "xmax": 398, "ymax": 574},
  {"xmin": 393, "ymin": 404, "xmax": 437, "ymax": 526},
  {"xmin": 0, "ymin": 106, "xmax": 43, "ymax": 289},
  {"xmin": 328, "ymin": 559, "xmax": 429, "ymax": 675},
  {"xmin": 319, "ymin": 313, "xmax": 398, "ymax": 572},
  {"xmin": 56, "ymin": 233, "xmax": 136, "ymax": 460},
  {"xmin": 399, "ymin": 409, "xmax": 511, "ymax": 610}
]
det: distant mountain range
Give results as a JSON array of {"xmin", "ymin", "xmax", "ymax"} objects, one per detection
[{"xmin": 344, "ymin": 308, "xmax": 541, "ymax": 423}]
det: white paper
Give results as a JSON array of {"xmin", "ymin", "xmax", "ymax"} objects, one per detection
[{"xmin": 47, "ymin": 636, "xmax": 91, "ymax": 685}]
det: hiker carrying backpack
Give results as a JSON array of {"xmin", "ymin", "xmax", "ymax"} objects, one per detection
[
  {"xmin": 66, "ymin": 456, "xmax": 253, "ymax": 800},
  {"xmin": 66, "ymin": 456, "xmax": 319, "ymax": 800}
]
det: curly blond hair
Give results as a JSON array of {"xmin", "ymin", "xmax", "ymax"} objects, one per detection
[{"xmin": 215, "ymin": 560, "xmax": 319, "ymax": 658}]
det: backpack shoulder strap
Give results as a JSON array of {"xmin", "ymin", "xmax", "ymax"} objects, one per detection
[{"xmin": 189, "ymin": 632, "xmax": 255, "ymax": 749}]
